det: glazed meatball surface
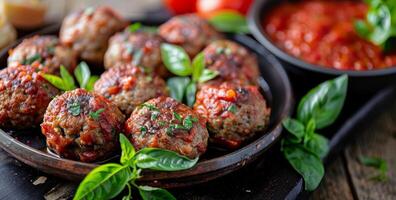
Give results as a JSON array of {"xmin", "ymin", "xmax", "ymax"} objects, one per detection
[
  {"xmin": 194, "ymin": 82, "xmax": 271, "ymax": 149},
  {"xmin": 104, "ymin": 30, "xmax": 168, "ymax": 76},
  {"xmin": 60, "ymin": 6, "xmax": 127, "ymax": 64},
  {"xmin": 203, "ymin": 40, "xmax": 260, "ymax": 85},
  {"xmin": 94, "ymin": 64, "xmax": 168, "ymax": 116},
  {"xmin": 158, "ymin": 14, "xmax": 223, "ymax": 57},
  {"xmin": 125, "ymin": 96, "xmax": 208, "ymax": 158},
  {"xmin": 0, "ymin": 64, "xmax": 60, "ymax": 129},
  {"xmin": 41, "ymin": 89, "xmax": 125, "ymax": 162},
  {"xmin": 8, "ymin": 35, "xmax": 77, "ymax": 74}
]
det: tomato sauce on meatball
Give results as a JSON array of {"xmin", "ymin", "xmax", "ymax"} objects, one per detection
[
  {"xmin": 8, "ymin": 35, "xmax": 77, "ymax": 74},
  {"xmin": 194, "ymin": 82, "xmax": 271, "ymax": 149},
  {"xmin": 94, "ymin": 64, "xmax": 168, "ymax": 117},
  {"xmin": 41, "ymin": 89, "xmax": 125, "ymax": 162},
  {"xmin": 0, "ymin": 63, "xmax": 60, "ymax": 129},
  {"xmin": 125, "ymin": 96, "xmax": 208, "ymax": 158},
  {"xmin": 104, "ymin": 29, "xmax": 168, "ymax": 77},
  {"xmin": 158, "ymin": 14, "xmax": 223, "ymax": 57},
  {"xmin": 202, "ymin": 40, "xmax": 260, "ymax": 85},
  {"xmin": 60, "ymin": 6, "xmax": 127, "ymax": 64}
]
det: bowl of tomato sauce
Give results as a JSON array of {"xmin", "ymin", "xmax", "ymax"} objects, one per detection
[{"xmin": 249, "ymin": 0, "xmax": 396, "ymax": 94}]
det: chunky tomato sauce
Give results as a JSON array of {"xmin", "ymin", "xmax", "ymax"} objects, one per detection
[{"xmin": 263, "ymin": 1, "xmax": 396, "ymax": 70}]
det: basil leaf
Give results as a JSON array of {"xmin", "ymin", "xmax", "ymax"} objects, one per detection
[
  {"xmin": 282, "ymin": 118, "xmax": 305, "ymax": 143},
  {"xmin": 138, "ymin": 186, "xmax": 176, "ymax": 200},
  {"xmin": 60, "ymin": 65, "xmax": 76, "ymax": 90},
  {"xmin": 73, "ymin": 164, "xmax": 131, "ymax": 200},
  {"xmin": 42, "ymin": 74, "xmax": 67, "ymax": 91},
  {"xmin": 198, "ymin": 69, "xmax": 219, "ymax": 83},
  {"xmin": 283, "ymin": 145, "xmax": 324, "ymax": 191},
  {"xmin": 166, "ymin": 77, "xmax": 190, "ymax": 102},
  {"xmin": 86, "ymin": 76, "xmax": 99, "ymax": 92},
  {"xmin": 129, "ymin": 22, "xmax": 142, "ymax": 33},
  {"xmin": 297, "ymin": 75, "xmax": 348, "ymax": 129},
  {"xmin": 192, "ymin": 52, "xmax": 205, "ymax": 82},
  {"xmin": 119, "ymin": 134, "xmax": 135, "ymax": 165},
  {"xmin": 209, "ymin": 11, "xmax": 250, "ymax": 34},
  {"xmin": 185, "ymin": 82, "xmax": 197, "ymax": 107},
  {"xmin": 304, "ymin": 134, "xmax": 329, "ymax": 159},
  {"xmin": 74, "ymin": 61, "xmax": 91, "ymax": 89},
  {"xmin": 134, "ymin": 148, "xmax": 198, "ymax": 171},
  {"xmin": 161, "ymin": 43, "xmax": 192, "ymax": 76}
]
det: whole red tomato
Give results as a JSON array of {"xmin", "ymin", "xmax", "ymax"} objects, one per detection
[
  {"xmin": 163, "ymin": 0, "xmax": 197, "ymax": 15},
  {"xmin": 196, "ymin": 0, "xmax": 253, "ymax": 18}
]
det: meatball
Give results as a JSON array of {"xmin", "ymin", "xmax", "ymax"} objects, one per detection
[
  {"xmin": 202, "ymin": 40, "xmax": 260, "ymax": 85},
  {"xmin": 40, "ymin": 89, "xmax": 125, "ymax": 162},
  {"xmin": 125, "ymin": 96, "xmax": 208, "ymax": 158},
  {"xmin": 158, "ymin": 14, "xmax": 223, "ymax": 57},
  {"xmin": 94, "ymin": 64, "xmax": 168, "ymax": 116},
  {"xmin": 104, "ymin": 29, "xmax": 168, "ymax": 77},
  {"xmin": 194, "ymin": 82, "xmax": 271, "ymax": 149},
  {"xmin": 60, "ymin": 6, "xmax": 127, "ymax": 64},
  {"xmin": 8, "ymin": 35, "xmax": 77, "ymax": 74},
  {"xmin": 0, "ymin": 64, "xmax": 60, "ymax": 129}
]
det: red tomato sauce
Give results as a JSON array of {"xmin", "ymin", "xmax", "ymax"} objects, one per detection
[{"xmin": 263, "ymin": 1, "xmax": 396, "ymax": 71}]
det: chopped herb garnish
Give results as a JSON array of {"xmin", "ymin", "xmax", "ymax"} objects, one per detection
[
  {"xmin": 89, "ymin": 108, "xmax": 105, "ymax": 121},
  {"xmin": 227, "ymin": 104, "xmax": 237, "ymax": 113},
  {"xmin": 151, "ymin": 111, "xmax": 159, "ymax": 120},
  {"xmin": 183, "ymin": 115, "xmax": 197, "ymax": 130},
  {"xmin": 173, "ymin": 112, "xmax": 182, "ymax": 122},
  {"xmin": 141, "ymin": 103, "xmax": 159, "ymax": 111},
  {"xmin": 158, "ymin": 121, "xmax": 166, "ymax": 126},
  {"xmin": 68, "ymin": 102, "xmax": 81, "ymax": 116},
  {"xmin": 23, "ymin": 54, "xmax": 42, "ymax": 65},
  {"xmin": 359, "ymin": 156, "xmax": 388, "ymax": 182},
  {"xmin": 140, "ymin": 126, "xmax": 147, "ymax": 134},
  {"xmin": 128, "ymin": 22, "xmax": 142, "ymax": 33}
]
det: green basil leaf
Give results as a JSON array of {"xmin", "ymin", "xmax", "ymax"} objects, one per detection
[
  {"xmin": 60, "ymin": 65, "xmax": 76, "ymax": 90},
  {"xmin": 73, "ymin": 164, "xmax": 131, "ymax": 200},
  {"xmin": 192, "ymin": 52, "xmax": 205, "ymax": 82},
  {"xmin": 367, "ymin": 4, "xmax": 392, "ymax": 45},
  {"xmin": 86, "ymin": 76, "xmax": 99, "ymax": 92},
  {"xmin": 282, "ymin": 118, "xmax": 305, "ymax": 143},
  {"xmin": 134, "ymin": 148, "xmax": 198, "ymax": 171},
  {"xmin": 166, "ymin": 77, "xmax": 191, "ymax": 102},
  {"xmin": 283, "ymin": 145, "xmax": 324, "ymax": 191},
  {"xmin": 138, "ymin": 186, "xmax": 176, "ymax": 200},
  {"xmin": 198, "ymin": 69, "xmax": 219, "ymax": 83},
  {"xmin": 161, "ymin": 43, "xmax": 192, "ymax": 76},
  {"xmin": 128, "ymin": 22, "xmax": 142, "ymax": 33},
  {"xmin": 120, "ymin": 134, "xmax": 136, "ymax": 165},
  {"xmin": 74, "ymin": 61, "xmax": 91, "ymax": 89},
  {"xmin": 208, "ymin": 11, "xmax": 250, "ymax": 34},
  {"xmin": 42, "ymin": 74, "xmax": 67, "ymax": 91},
  {"xmin": 185, "ymin": 82, "xmax": 197, "ymax": 107},
  {"xmin": 297, "ymin": 75, "xmax": 348, "ymax": 129},
  {"xmin": 304, "ymin": 134, "xmax": 329, "ymax": 159}
]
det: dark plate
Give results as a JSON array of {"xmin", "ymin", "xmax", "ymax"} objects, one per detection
[
  {"xmin": 0, "ymin": 23, "xmax": 293, "ymax": 188},
  {"xmin": 248, "ymin": 0, "xmax": 396, "ymax": 94}
]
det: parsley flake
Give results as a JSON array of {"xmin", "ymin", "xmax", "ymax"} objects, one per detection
[
  {"xmin": 68, "ymin": 102, "xmax": 81, "ymax": 116},
  {"xmin": 89, "ymin": 108, "xmax": 105, "ymax": 121},
  {"xmin": 227, "ymin": 104, "xmax": 237, "ymax": 113}
]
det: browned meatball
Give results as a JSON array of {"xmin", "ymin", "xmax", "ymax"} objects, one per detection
[
  {"xmin": 125, "ymin": 96, "xmax": 208, "ymax": 158},
  {"xmin": 194, "ymin": 82, "xmax": 271, "ymax": 149},
  {"xmin": 158, "ymin": 14, "xmax": 223, "ymax": 57},
  {"xmin": 8, "ymin": 35, "xmax": 77, "ymax": 74},
  {"xmin": 40, "ymin": 89, "xmax": 125, "ymax": 162},
  {"xmin": 202, "ymin": 40, "xmax": 260, "ymax": 85},
  {"xmin": 0, "ymin": 63, "xmax": 60, "ymax": 129},
  {"xmin": 60, "ymin": 6, "xmax": 127, "ymax": 64},
  {"xmin": 94, "ymin": 64, "xmax": 168, "ymax": 117},
  {"xmin": 104, "ymin": 29, "xmax": 169, "ymax": 77}
]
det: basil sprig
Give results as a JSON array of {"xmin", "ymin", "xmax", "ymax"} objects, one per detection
[
  {"xmin": 74, "ymin": 134, "xmax": 198, "ymax": 200},
  {"xmin": 208, "ymin": 11, "xmax": 250, "ymax": 34},
  {"xmin": 161, "ymin": 44, "xmax": 219, "ymax": 106},
  {"xmin": 281, "ymin": 75, "xmax": 348, "ymax": 191},
  {"xmin": 43, "ymin": 62, "xmax": 99, "ymax": 91},
  {"xmin": 355, "ymin": 0, "xmax": 396, "ymax": 51}
]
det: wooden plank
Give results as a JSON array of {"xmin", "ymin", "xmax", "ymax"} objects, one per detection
[
  {"xmin": 310, "ymin": 157, "xmax": 354, "ymax": 200},
  {"xmin": 344, "ymin": 100, "xmax": 396, "ymax": 199}
]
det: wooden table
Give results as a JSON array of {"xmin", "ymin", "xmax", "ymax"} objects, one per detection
[{"xmin": 312, "ymin": 99, "xmax": 396, "ymax": 200}]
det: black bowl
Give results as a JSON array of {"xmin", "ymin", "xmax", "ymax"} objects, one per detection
[{"xmin": 248, "ymin": 0, "xmax": 396, "ymax": 95}]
